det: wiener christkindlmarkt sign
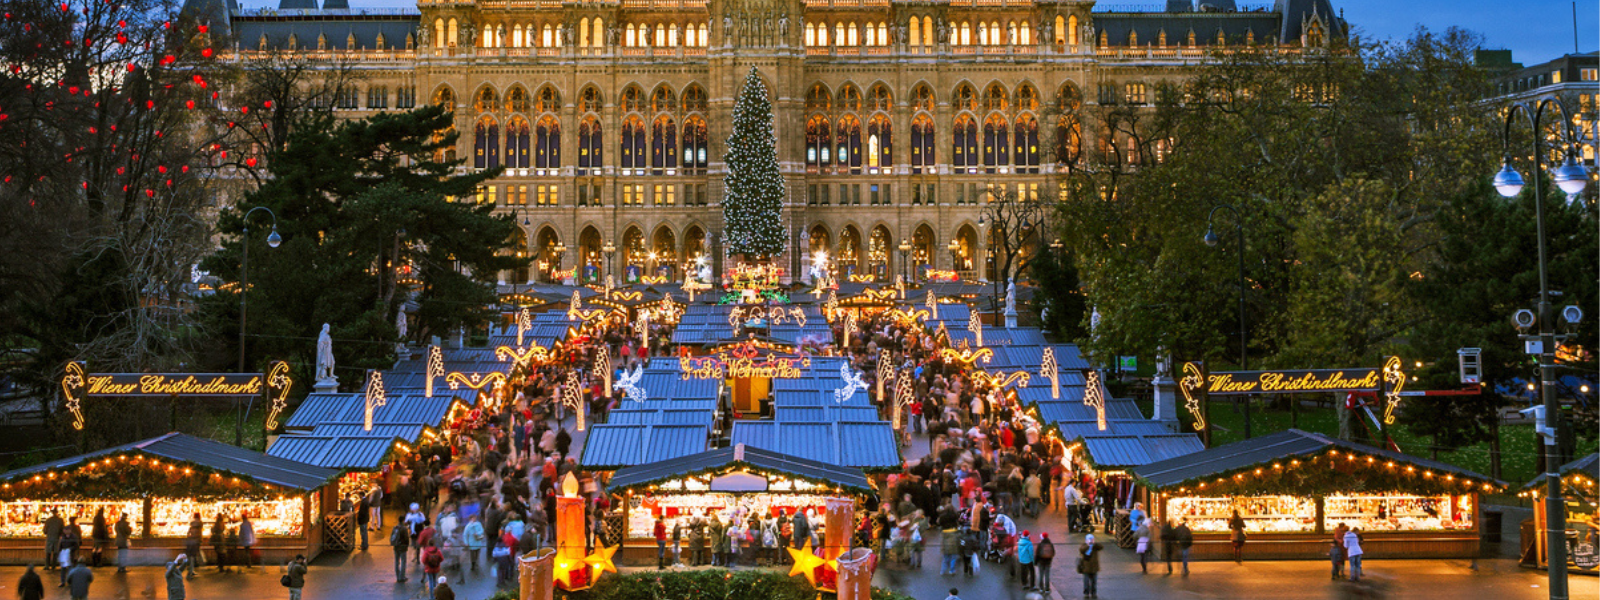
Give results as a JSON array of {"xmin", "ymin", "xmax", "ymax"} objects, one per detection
[
  {"xmin": 1178, "ymin": 357, "xmax": 1405, "ymax": 431},
  {"xmin": 61, "ymin": 361, "xmax": 292, "ymax": 431}
]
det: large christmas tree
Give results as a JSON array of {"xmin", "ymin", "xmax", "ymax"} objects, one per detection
[{"xmin": 722, "ymin": 67, "xmax": 787, "ymax": 259}]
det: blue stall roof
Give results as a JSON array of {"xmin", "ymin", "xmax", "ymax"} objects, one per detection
[
  {"xmin": 773, "ymin": 406, "xmax": 882, "ymax": 422},
  {"xmin": 1, "ymin": 433, "xmax": 339, "ymax": 491},
  {"xmin": 1055, "ymin": 420, "xmax": 1175, "ymax": 440},
  {"xmin": 579, "ymin": 424, "xmax": 710, "ymax": 470},
  {"xmin": 606, "ymin": 409, "xmax": 717, "ymax": 427},
  {"xmin": 266, "ymin": 435, "xmax": 404, "ymax": 470},
  {"xmin": 730, "ymin": 421, "xmax": 900, "ymax": 471},
  {"xmin": 608, "ymin": 444, "xmax": 874, "ymax": 495},
  {"xmin": 1133, "ymin": 429, "xmax": 1504, "ymax": 490},
  {"xmin": 285, "ymin": 393, "xmax": 464, "ymax": 430},
  {"xmin": 306, "ymin": 422, "xmax": 432, "ymax": 443},
  {"xmin": 773, "ymin": 389, "xmax": 871, "ymax": 407}
]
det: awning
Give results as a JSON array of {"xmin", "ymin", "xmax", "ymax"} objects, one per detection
[
  {"xmin": 1522, "ymin": 453, "xmax": 1599, "ymax": 492},
  {"xmin": 0, "ymin": 432, "xmax": 338, "ymax": 492}
]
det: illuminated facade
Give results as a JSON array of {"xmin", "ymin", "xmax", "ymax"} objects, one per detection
[{"xmin": 197, "ymin": 0, "xmax": 1344, "ymax": 287}]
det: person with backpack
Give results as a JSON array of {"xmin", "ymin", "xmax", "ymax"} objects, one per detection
[
  {"xmin": 422, "ymin": 542, "xmax": 443, "ymax": 596},
  {"xmin": 390, "ymin": 522, "xmax": 411, "ymax": 582},
  {"xmin": 405, "ymin": 504, "xmax": 428, "ymax": 565},
  {"xmin": 1077, "ymin": 533, "xmax": 1103, "ymax": 599},
  {"xmin": 1034, "ymin": 532, "xmax": 1056, "ymax": 593},
  {"xmin": 283, "ymin": 554, "xmax": 307, "ymax": 600},
  {"xmin": 1175, "ymin": 518, "xmax": 1195, "ymax": 576}
]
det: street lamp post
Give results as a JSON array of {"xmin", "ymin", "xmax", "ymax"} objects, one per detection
[
  {"xmin": 238, "ymin": 206, "xmax": 282, "ymax": 446},
  {"xmin": 553, "ymin": 241, "xmax": 568, "ymax": 282},
  {"xmin": 897, "ymin": 239, "xmax": 912, "ymax": 282},
  {"xmin": 946, "ymin": 239, "xmax": 960, "ymax": 274},
  {"xmin": 602, "ymin": 241, "xmax": 616, "ymax": 284},
  {"xmin": 1491, "ymin": 97, "xmax": 1592, "ymax": 600},
  {"xmin": 1203, "ymin": 204, "xmax": 1249, "ymax": 439}
]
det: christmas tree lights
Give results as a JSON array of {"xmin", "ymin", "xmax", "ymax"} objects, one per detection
[{"xmin": 722, "ymin": 67, "xmax": 786, "ymax": 259}]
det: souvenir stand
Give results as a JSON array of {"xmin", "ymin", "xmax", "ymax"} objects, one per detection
[
  {"xmin": 1132, "ymin": 429, "xmax": 1504, "ymax": 560},
  {"xmin": 0, "ymin": 433, "xmax": 338, "ymax": 564},
  {"xmin": 604, "ymin": 444, "xmax": 874, "ymax": 565},
  {"xmin": 1519, "ymin": 453, "xmax": 1599, "ymax": 574}
]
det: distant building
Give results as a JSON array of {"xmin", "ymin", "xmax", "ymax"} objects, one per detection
[
  {"xmin": 1484, "ymin": 51, "xmax": 1598, "ymax": 168},
  {"xmin": 188, "ymin": 0, "xmax": 1347, "ymax": 288}
]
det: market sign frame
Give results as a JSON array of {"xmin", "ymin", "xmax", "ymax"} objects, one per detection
[
  {"xmin": 1178, "ymin": 357, "xmax": 1406, "ymax": 433},
  {"xmin": 61, "ymin": 361, "xmax": 291, "ymax": 431}
]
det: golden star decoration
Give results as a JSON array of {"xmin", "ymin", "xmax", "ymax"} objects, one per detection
[
  {"xmin": 583, "ymin": 543, "xmax": 619, "ymax": 576},
  {"xmin": 786, "ymin": 540, "xmax": 830, "ymax": 585}
]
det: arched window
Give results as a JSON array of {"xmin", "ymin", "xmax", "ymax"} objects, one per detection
[
  {"xmin": 475, "ymin": 118, "xmax": 499, "ymax": 169},
  {"xmin": 655, "ymin": 24, "xmax": 666, "ymax": 47},
  {"xmin": 682, "ymin": 116, "xmax": 708, "ymax": 173},
  {"xmin": 838, "ymin": 85, "xmax": 862, "ymax": 111},
  {"xmin": 837, "ymin": 115, "xmax": 862, "ymax": 174},
  {"xmin": 651, "ymin": 87, "xmax": 676, "ymax": 113},
  {"xmin": 978, "ymin": 21, "xmax": 989, "ymax": 46},
  {"xmin": 626, "ymin": 23, "xmax": 637, "ymax": 47},
  {"xmin": 1018, "ymin": 20, "xmax": 1031, "ymax": 45},
  {"xmin": 681, "ymin": 85, "xmax": 707, "ymax": 112},
  {"xmin": 952, "ymin": 115, "xmax": 977, "ymax": 173},
  {"xmin": 534, "ymin": 115, "xmax": 560, "ymax": 170},
  {"xmin": 651, "ymin": 115, "xmax": 678, "ymax": 174},
  {"xmin": 580, "ymin": 87, "xmax": 603, "ymax": 113},
  {"xmin": 475, "ymin": 87, "xmax": 498, "ymax": 113},
  {"xmin": 909, "ymin": 17, "xmax": 921, "ymax": 46},
  {"xmin": 954, "ymin": 84, "xmax": 977, "ymax": 112},
  {"xmin": 1055, "ymin": 15, "xmax": 1065, "ymax": 45},
  {"xmin": 922, "ymin": 17, "xmax": 932, "ymax": 47},
  {"xmin": 806, "ymin": 23, "xmax": 816, "ymax": 46},
  {"xmin": 806, "ymin": 84, "xmax": 832, "ymax": 111},
  {"xmin": 621, "ymin": 86, "xmax": 645, "ymax": 113},
  {"xmin": 834, "ymin": 23, "xmax": 844, "ymax": 47},
  {"xmin": 620, "ymin": 116, "xmax": 646, "ymax": 172},
  {"xmin": 580, "ymin": 18, "xmax": 590, "ymax": 47},
  {"xmin": 578, "ymin": 116, "xmax": 602, "ymax": 174},
  {"xmin": 536, "ymin": 87, "xmax": 560, "ymax": 113},
  {"xmin": 434, "ymin": 19, "xmax": 445, "ymax": 48},
  {"xmin": 669, "ymin": 23, "xmax": 679, "ymax": 46},
  {"xmin": 592, "ymin": 18, "xmax": 604, "ymax": 48},
  {"xmin": 806, "ymin": 115, "xmax": 831, "ymax": 170},
  {"xmin": 506, "ymin": 117, "xmax": 530, "ymax": 168},
  {"xmin": 847, "ymin": 22, "xmax": 858, "ymax": 46},
  {"xmin": 982, "ymin": 114, "xmax": 1008, "ymax": 172},
  {"xmin": 869, "ymin": 85, "xmax": 892, "ymax": 112},
  {"xmin": 867, "ymin": 115, "xmax": 891, "ymax": 172},
  {"xmin": 1068, "ymin": 15, "xmax": 1078, "ymax": 45},
  {"xmin": 984, "ymin": 83, "xmax": 1008, "ymax": 111},
  {"xmin": 1016, "ymin": 84, "xmax": 1038, "ymax": 111},
  {"xmin": 543, "ymin": 24, "xmax": 555, "ymax": 47},
  {"xmin": 1055, "ymin": 84, "xmax": 1082, "ymax": 168},
  {"xmin": 433, "ymin": 87, "xmax": 455, "ymax": 110},
  {"xmin": 507, "ymin": 87, "xmax": 529, "ymax": 113},
  {"xmin": 877, "ymin": 22, "xmax": 888, "ymax": 46},
  {"xmin": 913, "ymin": 85, "xmax": 934, "ymax": 111},
  {"xmin": 1014, "ymin": 115, "xmax": 1039, "ymax": 172},
  {"xmin": 911, "ymin": 114, "xmax": 935, "ymax": 173},
  {"xmin": 512, "ymin": 24, "xmax": 524, "ymax": 48},
  {"xmin": 448, "ymin": 18, "xmax": 458, "ymax": 47}
]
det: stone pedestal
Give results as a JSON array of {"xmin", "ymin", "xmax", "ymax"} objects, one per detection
[
  {"xmin": 313, "ymin": 377, "xmax": 339, "ymax": 394},
  {"xmin": 1151, "ymin": 375, "xmax": 1181, "ymax": 432},
  {"xmin": 1004, "ymin": 307, "xmax": 1018, "ymax": 329}
]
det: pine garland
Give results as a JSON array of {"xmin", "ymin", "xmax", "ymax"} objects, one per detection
[{"xmin": 722, "ymin": 68, "xmax": 786, "ymax": 260}]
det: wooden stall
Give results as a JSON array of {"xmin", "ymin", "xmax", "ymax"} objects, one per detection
[
  {"xmin": 1520, "ymin": 453, "xmax": 1599, "ymax": 574},
  {"xmin": 1132, "ymin": 429, "xmax": 1503, "ymax": 560},
  {"xmin": 0, "ymin": 433, "xmax": 339, "ymax": 565}
]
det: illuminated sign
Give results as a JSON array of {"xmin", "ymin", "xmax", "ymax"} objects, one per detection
[
  {"xmin": 80, "ymin": 373, "xmax": 265, "ymax": 397},
  {"xmin": 728, "ymin": 305, "xmax": 807, "ymax": 329},
  {"xmin": 680, "ymin": 354, "xmax": 811, "ymax": 380},
  {"xmin": 496, "ymin": 344, "xmax": 552, "ymax": 367},
  {"xmin": 1198, "ymin": 368, "xmax": 1381, "ymax": 396}
]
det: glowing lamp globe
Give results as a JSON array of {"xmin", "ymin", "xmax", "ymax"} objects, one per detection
[
  {"xmin": 1552, "ymin": 156, "xmax": 1591, "ymax": 196},
  {"xmin": 1493, "ymin": 162, "xmax": 1525, "ymax": 198}
]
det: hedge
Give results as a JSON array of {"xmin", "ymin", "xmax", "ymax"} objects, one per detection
[{"xmin": 481, "ymin": 569, "xmax": 915, "ymax": 600}]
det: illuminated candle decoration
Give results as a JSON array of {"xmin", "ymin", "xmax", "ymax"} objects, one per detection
[
  {"xmin": 363, "ymin": 370, "xmax": 386, "ymax": 432},
  {"xmin": 552, "ymin": 472, "xmax": 616, "ymax": 591},
  {"xmin": 264, "ymin": 360, "xmax": 294, "ymax": 430},
  {"xmin": 60, "ymin": 362, "xmax": 86, "ymax": 431},
  {"xmin": 892, "ymin": 369, "xmax": 914, "ymax": 430},
  {"xmin": 636, "ymin": 311, "xmax": 650, "ymax": 349},
  {"xmin": 1083, "ymin": 370, "xmax": 1107, "ymax": 431},
  {"xmin": 1382, "ymin": 356, "xmax": 1405, "ymax": 425},
  {"xmin": 516, "ymin": 307, "xmax": 531, "ymax": 347},
  {"xmin": 926, "ymin": 291, "xmax": 939, "ymax": 320},
  {"xmin": 1041, "ymin": 347, "xmax": 1060, "ymax": 399},
  {"xmin": 968, "ymin": 314, "xmax": 983, "ymax": 347},
  {"xmin": 425, "ymin": 345, "xmax": 443, "ymax": 398},
  {"xmin": 1179, "ymin": 362, "xmax": 1207, "ymax": 431}
]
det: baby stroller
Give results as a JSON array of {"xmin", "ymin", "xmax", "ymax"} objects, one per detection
[{"xmin": 984, "ymin": 521, "xmax": 1012, "ymax": 563}]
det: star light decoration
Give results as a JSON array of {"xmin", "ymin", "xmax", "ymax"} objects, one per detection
[
  {"xmin": 876, "ymin": 349, "xmax": 892, "ymax": 403},
  {"xmin": 515, "ymin": 307, "xmax": 531, "ymax": 347},
  {"xmin": 425, "ymin": 345, "xmax": 444, "ymax": 398},
  {"xmin": 1381, "ymin": 356, "xmax": 1405, "ymax": 425},
  {"xmin": 842, "ymin": 311, "xmax": 858, "ymax": 347},
  {"xmin": 926, "ymin": 291, "xmax": 939, "ymax": 319},
  {"xmin": 264, "ymin": 361, "xmax": 294, "ymax": 430},
  {"xmin": 968, "ymin": 313, "xmax": 983, "ymax": 347},
  {"xmin": 1041, "ymin": 347, "xmax": 1060, "ymax": 400},
  {"xmin": 833, "ymin": 362, "xmax": 868, "ymax": 404},
  {"xmin": 786, "ymin": 540, "xmax": 833, "ymax": 588},
  {"xmin": 940, "ymin": 347, "xmax": 994, "ymax": 367},
  {"xmin": 891, "ymin": 369, "xmax": 915, "ymax": 430},
  {"xmin": 1083, "ymin": 369, "xmax": 1107, "ymax": 431},
  {"xmin": 60, "ymin": 362, "xmax": 86, "ymax": 431},
  {"xmin": 495, "ymin": 344, "xmax": 551, "ymax": 368},
  {"xmin": 595, "ymin": 348, "xmax": 612, "ymax": 397},
  {"xmin": 1179, "ymin": 362, "xmax": 1207, "ymax": 431},
  {"xmin": 363, "ymin": 370, "xmax": 386, "ymax": 432},
  {"xmin": 446, "ymin": 371, "xmax": 506, "ymax": 392}
]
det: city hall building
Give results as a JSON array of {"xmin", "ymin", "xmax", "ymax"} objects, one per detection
[{"xmin": 194, "ymin": 0, "xmax": 1343, "ymax": 287}]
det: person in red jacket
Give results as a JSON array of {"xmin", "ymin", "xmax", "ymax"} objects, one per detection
[
  {"xmin": 653, "ymin": 516, "xmax": 669, "ymax": 569},
  {"xmin": 421, "ymin": 543, "xmax": 443, "ymax": 596}
]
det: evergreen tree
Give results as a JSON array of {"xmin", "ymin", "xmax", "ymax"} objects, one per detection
[{"xmin": 722, "ymin": 68, "xmax": 786, "ymax": 259}]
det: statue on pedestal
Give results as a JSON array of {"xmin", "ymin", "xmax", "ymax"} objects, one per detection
[{"xmin": 315, "ymin": 323, "xmax": 336, "ymax": 383}]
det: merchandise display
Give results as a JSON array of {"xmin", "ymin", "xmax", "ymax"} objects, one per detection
[
  {"xmin": 0, "ymin": 500, "xmax": 142, "ymax": 538},
  {"xmin": 1165, "ymin": 495, "xmax": 1317, "ymax": 533},
  {"xmin": 147, "ymin": 498, "xmax": 305, "ymax": 537},
  {"xmin": 625, "ymin": 493, "xmax": 835, "ymax": 539},
  {"xmin": 1323, "ymin": 493, "xmax": 1474, "ymax": 532}
]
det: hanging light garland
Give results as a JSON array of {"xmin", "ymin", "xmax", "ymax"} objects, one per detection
[
  {"xmin": 1153, "ymin": 448, "xmax": 1505, "ymax": 498},
  {"xmin": 425, "ymin": 345, "xmax": 444, "ymax": 398}
]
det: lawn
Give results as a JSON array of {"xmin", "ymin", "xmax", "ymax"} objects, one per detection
[{"xmin": 1133, "ymin": 395, "xmax": 1597, "ymax": 503}]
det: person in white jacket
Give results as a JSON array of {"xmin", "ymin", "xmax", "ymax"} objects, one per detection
[{"xmin": 1343, "ymin": 527, "xmax": 1365, "ymax": 582}]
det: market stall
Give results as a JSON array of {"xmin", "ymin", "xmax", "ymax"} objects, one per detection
[
  {"xmin": 1131, "ymin": 429, "xmax": 1503, "ymax": 560},
  {"xmin": 0, "ymin": 433, "xmax": 339, "ymax": 565},
  {"xmin": 602, "ymin": 444, "xmax": 874, "ymax": 565},
  {"xmin": 1520, "ymin": 453, "xmax": 1599, "ymax": 574}
]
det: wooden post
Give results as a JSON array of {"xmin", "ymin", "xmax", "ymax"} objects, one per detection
[
  {"xmin": 1535, "ymin": 496, "xmax": 1547, "ymax": 567},
  {"xmin": 141, "ymin": 497, "xmax": 153, "ymax": 539},
  {"xmin": 1314, "ymin": 496, "xmax": 1326, "ymax": 535}
]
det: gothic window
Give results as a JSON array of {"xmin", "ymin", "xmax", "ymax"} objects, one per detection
[
  {"xmin": 536, "ymin": 87, "xmax": 560, "ymax": 113},
  {"xmin": 912, "ymin": 85, "xmax": 934, "ymax": 111},
  {"xmin": 957, "ymin": 21, "xmax": 970, "ymax": 45},
  {"xmin": 867, "ymin": 115, "xmax": 891, "ymax": 172},
  {"xmin": 953, "ymin": 114, "xmax": 977, "ymax": 173},
  {"xmin": 621, "ymin": 116, "xmax": 647, "ymax": 172},
  {"xmin": 806, "ymin": 115, "xmax": 831, "ymax": 170},
  {"xmin": 592, "ymin": 18, "xmax": 604, "ymax": 48},
  {"xmin": 1055, "ymin": 84, "xmax": 1082, "ymax": 168},
  {"xmin": 838, "ymin": 85, "xmax": 862, "ymax": 112},
  {"xmin": 837, "ymin": 115, "xmax": 862, "ymax": 174},
  {"xmin": 448, "ymin": 18, "xmax": 458, "ymax": 47},
  {"xmin": 909, "ymin": 17, "xmax": 922, "ymax": 46},
  {"xmin": 651, "ymin": 86, "xmax": 676, "ymax": 113},
  {"xmin": 1016, "ymin": 84, "xmax": 1038, "ymax": 111},
  {"xmin": 535, "ymin": 115, "xmax": 560, "ymax": 170},
  {"xmin": 578, "ymin": 116, "xmax": 602, "ymax": 174},
  {"xmin": 475, "ymin": 87, "xmax": 498, "ymax": 113},
  {"xmin": 580, "ymin": 87, "xmax": 603, "ymax": 113},
  {"xmin": 651, "ymin": 115, "xmax": 677, "ymax": 174},
  {"xmin": 434, "ymin": 19, "xmax": 445, "ymax": 49},
  {"xmin": 911, "ymin": 115, "xmax": 935, "ymax": 173},
  {"xmin": 1054, "ymin": 16, "xmax": 1065, "ymax": 44},
  {"xmin": 475, "ymin": 118, "xmax": 499, "ymax": 169},
  {"xmin": 869, "ymin": 85, "xmax": 892, "ymax": 112},
  {"xmin": 1068, "ymin": 15, "xmax": 1079, "ymax": 45},
  {"xmin": 983, "ymin": 83, "xmax": 1008, "ymax": 111},
  {"xmin": 806, "ymin": 84, "xmax": 832, "ymax": 111},
  {"xmin": 621, "ymin": 86, "xmax": 645, "ymax": 113},
  {"xmin": 506, "ymin": 86, "xmax": 529, "ymax": 113},
  {"xmin": 1014, "ymin": 115, "xmax": 1039, "ymax": 172},
  {"xmin": 433, "ymin": 87, "xmax": 455, "ymax": 110},
  {"xmin": 954, "ymin": 84, "xmax": 977, "ymax": 112},
  {"xmin": 506, "ymin": 117, "xmax": 530, "ymax": 168},
  {"xmin": 982, "ymin": 114, "xmax": 1008, "ymax": 172},
  {"xmin": 682, "ymin": 116, "xmax": 708, "ymax": 173},
  {"xmin": 681, "ymin": 85, "xmax": 707, "ymax": 112}
]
